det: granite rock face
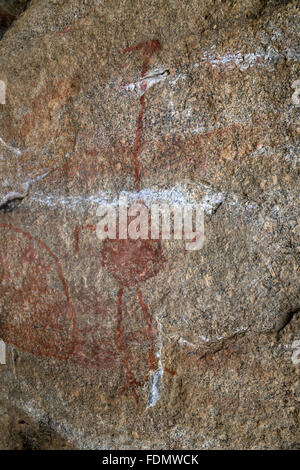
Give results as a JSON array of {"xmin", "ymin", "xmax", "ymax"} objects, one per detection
[{"xmin": 0, "ymin": 0, "xmax": 299, "ymax": 449}]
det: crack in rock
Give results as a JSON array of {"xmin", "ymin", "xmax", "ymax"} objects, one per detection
[
  {"xmin": 275, "ymin": 308, "xmax": 300, "ymax": 336},
  {"xmin": 0, "ymin": 183, "xmax": 29, "ymax": 212}
]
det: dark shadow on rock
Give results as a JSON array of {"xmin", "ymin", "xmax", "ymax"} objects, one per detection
[
  {"xmin": 0, "ymin": 0, "xmax": 30, "ymax": 40},
  {"xmin": 0, "ymin": 400, "xmax": 75, "ymax": 450}
]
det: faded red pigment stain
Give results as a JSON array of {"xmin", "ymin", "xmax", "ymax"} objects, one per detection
[
  {"xmin": 20, "ymin": 78, "xmax": 80, "ymax": 141},
  {"xmin": 102, "ymin": 238, "xmax": 165, "ymax": 287},
  {"xmin": 0, "ymin": 225, "xmax": 121, "ymax": 370},
  {"xmin": 11, "ymin": 77, "xmax": 81, "ymax": 180},
  {"xmin": 103, "ymin": 238, "xmax": 165, "ymax": 399},
  {"xmin": 141, "ymin": 112, "xmax": 284, "ymax": 178},
  {"xmin": 164, "ymin": 367, "xmax": 177, "ymax": 376},
  {"xmin": 0, "ymin": 224, "xmax": 77, "ymax": 360},
  {"xmin": 56, "ymin": 3, "xmax": 97, "ymax": 35},
  {"xmin": 0, "ymin": 77, "xmax": 80, "ymax": 175},
  {"xmin": 75, "ymin": 223, "xmax": 166, "ymax": 402}
]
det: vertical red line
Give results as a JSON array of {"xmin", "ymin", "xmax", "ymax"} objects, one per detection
[
  {"xmin": 75, "ymin": 224, "xmax": 96, "ymax": 254},
  {"xmin": 74, "ymin": 224, "xmax": 80, "ymax": 254},
  {"xmin": 117, "ymin": 286, "xmax": 140, "ymax": 403},
  {"xmin": 132, "ymin": 55, "xmax": 149, "ymax": 190},
  {"xmin": 124, "ymin": 40, "xmax": 161, "ymax": 190}
]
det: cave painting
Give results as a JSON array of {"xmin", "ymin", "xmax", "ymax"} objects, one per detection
[
  {"xmin": 0, "ymin": 40, "xmax": 174, "ymax": 404},
  {"xmin": 75, "ymin": 41, "xmax": 169, "ymax": 402}
]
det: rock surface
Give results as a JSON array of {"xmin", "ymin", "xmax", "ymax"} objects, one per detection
[{"xmin": 0, "ymin": 0, "xmax": 299, "ymax": 449}]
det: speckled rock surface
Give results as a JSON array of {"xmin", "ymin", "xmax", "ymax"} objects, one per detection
[{"xmin": 0, "ymin": 0, "xmax": 299, "ymax": 449}]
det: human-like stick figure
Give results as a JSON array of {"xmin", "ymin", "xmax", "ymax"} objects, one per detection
[{"xmin": 75, "ymin": 40, "xmax": 168, "ymax": 402}]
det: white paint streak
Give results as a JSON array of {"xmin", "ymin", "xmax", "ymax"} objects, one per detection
[
  {"xmin": 29, "ymin": 191, "xmax": 111, "ymax": 210},
  {"xmin": 0, "ymin": 80, "xmax": 6, "ymax": 104},
  {"xmin": 118, "ymin": 186, "xmax": 193, "ymax": 206},
  {"xmin": 0, "ymin": 340, "xmax": 6, "ymax": 364},
  {"xmin": 203, "ymin": 327, "xmax": 249, "ymax": 344},
  {"xmin": 31, "ymin": 187, "xmax": 193, "ymax": 209},
  {"xmin": 0, "ymin": 172, "xmax": 52, "ymax": 208},
  {"xmin": 190, "ymin": 125, "xmax": 207, "ymax": 134},
  {"xmin": 199, "ymin": 335, "xmax": 211, "ymax": 343},
  {"xmin": 27, "ymin": 171, "xmax": 52, "ymax": 184}
]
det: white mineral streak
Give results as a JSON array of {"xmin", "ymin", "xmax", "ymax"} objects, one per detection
[
  {"xmin": 168, "ymin": 73, "xmax": 186, "ymax": 85},
  {"xmin": 0, "ymin": 80, "xmax": 6, "ymax": 104},
  {"xmin": 178, "ymin": 337, "xmax": 197, "ymax": 348},
  {"xmin": 0, "ymin": 169, "xmax": 54, "ymax": 208},
  {"xmin": 178, "ymin": 327, "xmax": 249, "ymax": 349},
  {"xmin": 123, "ymin": 68, "xmax": 169, "ymax": 96},
  {"xmin": 200, "ymin": 46, "xmax": 299, "ymax": 71},
  {"xmin": 25, "ymin": 170, "xmax": 52, "ymax": 185},
  {"xmin": 291, "ymin": 340, "xmax": 300, "ymax": 365},
  {"xmin": 0, "ymin": 339, "xmax": 5, "ymax": 364},
  {"xmin": 0, "ymin": 136, "xmax": 22, "ymax": 155},
  {"xmin": 147, "ymin": 315, "xmax": 164, "ymax": 408},
  {"xmin": 0, "ymin": 183, "xmax": 29, "ymax": 207},
  {"xmin": 201, "ymin": 189, "xmax": 225, "ymax": 215},
  {"xmin": 199, "ymin": 335, "xmax": 211, "ymax": 343},
  {"xmin": 147, "ymin": 368, "xmax": 163, "ymax": 408},
  {"xmin": 291, "ymin": 79, "xmax": 300, "ymax": 106},
  {"xmin": 29, "ymin": 184, "xmax": 226, "ymax": 215},
  {"xmin": 118, "ymin": 186, "xmax": 193, "ymax": 206}
]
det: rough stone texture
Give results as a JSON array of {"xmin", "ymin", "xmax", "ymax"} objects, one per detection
[{"xmin": 0, "ymin": 0, "xmax": 299, "ymax": 449}]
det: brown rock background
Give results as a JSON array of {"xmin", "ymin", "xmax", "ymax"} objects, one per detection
[{"xmin": 0, "ymin": 0, "xmax": 299, "ymax": 449}]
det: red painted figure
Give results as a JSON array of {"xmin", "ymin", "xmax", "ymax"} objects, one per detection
[
  {"xmin": 0, "ymin": 39, "xmax": 174, "ymax": 404},
  {"xmin": 123, "ymin": 40, "xmax": 161, "ymax": 189},
  {"xmin": 76, "ymin": 41, "xmax": 166, "ymax": 401},
  {"xmin": 75, "ymin": 226, "xmax": 165, "ymax": 402}
]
